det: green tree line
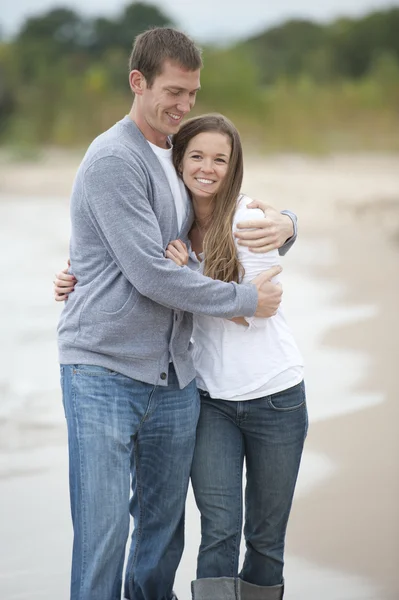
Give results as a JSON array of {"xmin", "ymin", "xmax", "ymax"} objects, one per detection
[{"xmin": 1, "ymin": 2, "xmax": 398, "ymax": 151}]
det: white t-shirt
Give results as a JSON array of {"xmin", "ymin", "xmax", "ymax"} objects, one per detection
[
  {"xmin": 147, "ymin": 140, "xmax": 188, "ymax": 230},
  {"xmin": 190, "ymin": 194, "xmax": 304, "ymax": 401}
]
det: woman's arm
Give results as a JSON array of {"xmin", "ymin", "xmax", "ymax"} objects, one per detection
[{"xmin": 234, "ymin": 203, "xmax": 283, "ymax": 328}]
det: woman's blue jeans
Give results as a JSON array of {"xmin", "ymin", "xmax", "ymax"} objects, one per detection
[
  {"xmin": 191, "ymin": 381, "xmax": 308, "ymax": 587},
  {"xmin": 60, "ymin": 363, "xmax": 200, "ymax": 600}
]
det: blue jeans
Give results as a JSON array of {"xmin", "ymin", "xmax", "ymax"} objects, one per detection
[
  {"xmin": 60, "ymin": 363, "xmax": 199, "ymax": 600},
  {"xmin": 190, "ymin": 381, "xmax": 308, "ymax": 587}
]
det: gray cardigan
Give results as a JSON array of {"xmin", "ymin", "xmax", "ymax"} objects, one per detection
[{"xmin": 58, "ymin": 117, "xmax": 295, "ymax": 388}]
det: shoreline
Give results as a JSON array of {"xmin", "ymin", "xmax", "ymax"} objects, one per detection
[
  {"xmin": 1, "ymin": 153, "xmax": 398, "ymax": 598},
  {"xmin": 286, "ymin": 223, "xmax": 399, "ymax": 598}
]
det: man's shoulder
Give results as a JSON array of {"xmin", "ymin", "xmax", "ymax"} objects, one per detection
[{"xmin": 81, "ymin": 117, "xmax": 147, "ymax": 171}]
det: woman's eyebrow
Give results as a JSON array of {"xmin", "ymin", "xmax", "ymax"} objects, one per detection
[{"xmin": 188, "ymin": 150, "xmax": 229, "ymax": 157}]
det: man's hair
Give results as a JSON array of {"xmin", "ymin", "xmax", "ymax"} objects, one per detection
[{"xmin": 129, "ymin": 27, "xmax": 203, "ymax": 87}]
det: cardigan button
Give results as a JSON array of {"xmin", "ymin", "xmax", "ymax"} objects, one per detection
[{"xmin": 160, "ymin": 372, "xmax": 167, "ymax": 380}]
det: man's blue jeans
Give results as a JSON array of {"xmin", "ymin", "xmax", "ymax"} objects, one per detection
[
  {"xmin": 190, "ymin": 381, "xmax": 308, "ymax": 588},
  {"xmin": 60, "ymin": 363, "xmax": 200, "ymax": 600}
]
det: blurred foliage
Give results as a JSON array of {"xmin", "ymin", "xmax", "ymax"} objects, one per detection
[{"xmin": 0, "ymin": 3, "xmax": 398, "ymax": 152}]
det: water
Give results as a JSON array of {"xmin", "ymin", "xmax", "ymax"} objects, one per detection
[{"xmin": 0, "ymin": 195, "xmax": 386, "ymax": 599}]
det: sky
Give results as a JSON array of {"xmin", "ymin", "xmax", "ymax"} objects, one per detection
[{"xmin": 2, "ymin": 0, "xmax": 399, "ymax": 41}]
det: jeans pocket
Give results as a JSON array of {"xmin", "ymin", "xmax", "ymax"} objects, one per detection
[
  {"xmin": 268, "ymin": 380, "xmax": 306, "ymax": 412},
  {"xmin": 72, "ymin": 364, "xmax": 119, "ymax": 376},
  {"xmin": 60, "ymin": 366, "xmax": 66, "ymax": 416}
]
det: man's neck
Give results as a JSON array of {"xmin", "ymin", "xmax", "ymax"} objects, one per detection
[{"xmin": 128, "ymin": 106, "xmax": 169, "ymax": 149}]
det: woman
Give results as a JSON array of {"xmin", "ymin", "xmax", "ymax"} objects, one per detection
[
  {"xmin": 54, "ymin": 114, "xmax": 307, "ymax": 600},
  {"xmin": 170, "ymin": 114, "xmax": 306, "ymax": 600}
]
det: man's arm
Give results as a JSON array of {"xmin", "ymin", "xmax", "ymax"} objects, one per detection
[
  {"xmin": 234, "ymin": 200, "xmax": 297, "ymax": 255},
  {"xmin": 81, "ymin": 156, "xmax": 281, "ymax": 319}
]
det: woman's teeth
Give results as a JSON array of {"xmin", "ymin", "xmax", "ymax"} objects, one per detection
[{"xmin": 196, "ymin": 178, "xmax": 214, "ymax": 184}]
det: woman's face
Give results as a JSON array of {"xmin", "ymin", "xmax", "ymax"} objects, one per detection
[{"xmin": 180, "ymin": 131, "xmax": 232, "ymax": 200}]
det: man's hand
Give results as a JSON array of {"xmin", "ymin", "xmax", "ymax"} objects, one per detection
[
  {"xmin": 252, "ymin": 265, "xmax": 283, "ymax": 318},
  {"xmin": 235, "ymin": 200, "xmax": 294, "ymax": 253},
  {"xmin": 54, "ymin": 261, "xmax": 76, "ymax": 301}
]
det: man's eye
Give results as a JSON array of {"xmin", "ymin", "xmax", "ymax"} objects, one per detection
[{"xmin": 169, "ymin": 90, "xmax": 181, "ymax": 96}]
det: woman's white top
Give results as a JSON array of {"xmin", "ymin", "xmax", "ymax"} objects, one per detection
[{"xmin": 190, "ymin": 194, "xmax": 304, "ymax": 401}]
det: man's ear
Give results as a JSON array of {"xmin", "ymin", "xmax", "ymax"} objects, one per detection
[{"xmin": 129, "ymin": 70, "xmax": 146, "ymax": 95}]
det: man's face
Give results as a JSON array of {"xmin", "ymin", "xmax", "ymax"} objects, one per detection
[{"xmin": 139, "ymin": 60, "xmax": 201, "ymax": 143}]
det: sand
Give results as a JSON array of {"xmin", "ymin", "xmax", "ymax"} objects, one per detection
[{"xmin": 0, "ymin": 149, "xmax": 398, "ymax": 599}]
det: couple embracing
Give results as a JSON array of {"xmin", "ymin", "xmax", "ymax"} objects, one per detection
[{"xmin": 54, "ymin": 26, "xmax": 307, "ymax": 600}]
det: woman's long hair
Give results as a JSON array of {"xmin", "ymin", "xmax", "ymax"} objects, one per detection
[{"xmin": 172, "ymin": 113, "xmax": 244, "ymax": 283}]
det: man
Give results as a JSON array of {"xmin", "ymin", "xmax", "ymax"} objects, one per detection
[{"xmin": 56, "ymin": 28, "xmax": 297, "ymax": 600}]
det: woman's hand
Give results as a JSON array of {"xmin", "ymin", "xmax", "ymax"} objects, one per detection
[
  {"xmin": 54, "ymin": 260, "xmax": 76, "ymax": 301},
  {"xmin": 165, "ymin": 240, "xmax": 189, "ymax": 267}
]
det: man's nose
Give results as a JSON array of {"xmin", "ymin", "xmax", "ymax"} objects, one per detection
[{"xmin": 176, "ymin": 97, "xmax": 191, "ymax": 114}]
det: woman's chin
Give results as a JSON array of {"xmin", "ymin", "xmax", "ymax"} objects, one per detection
[{"xmin": 192, "ymin": 186, "xmax": 216, "ymax": 198}]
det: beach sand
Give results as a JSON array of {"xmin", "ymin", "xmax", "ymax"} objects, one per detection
[
  {"xmin": 0, "ymin": 151, "xmax": 398, "ymax": 599},
  {"xmin": 285, "ymin": 225, "xmax": 399, "ymax": 599}
]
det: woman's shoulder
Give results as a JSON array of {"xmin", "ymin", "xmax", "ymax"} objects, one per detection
[{"xmin": 233, "ymin": 194, "xmax": 265, "ymax": 224}]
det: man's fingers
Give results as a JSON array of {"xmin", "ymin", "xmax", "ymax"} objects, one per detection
[
  {"xmin": 234, "ymin": 223, "xmax": 278, "ymax": 240},
  {"xmin": 237, "ymin": 235, "xmax": 279, "ymax": 248},
  {"xmin": 246, "ymin": 200, "xmax": 273, "ymax": 211},
  {"xmin": 235, "ymin": 218, "xmax": 270, "ymax": 232},
  {"xmin": 252, "ymin": 265, "xmax": 282, "ymax": 285},
  {"xmin": 248, "ymin": 243, "xmax": 279, "ymax": 253}
]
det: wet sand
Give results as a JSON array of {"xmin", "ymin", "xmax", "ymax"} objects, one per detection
[
  {"xmin": 286, "ymin": 225, "xmax": 399, "ymax": 599},
  {"xmin": 0, "ymin": 152, "xmax": 398, "ymax": 599}
]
